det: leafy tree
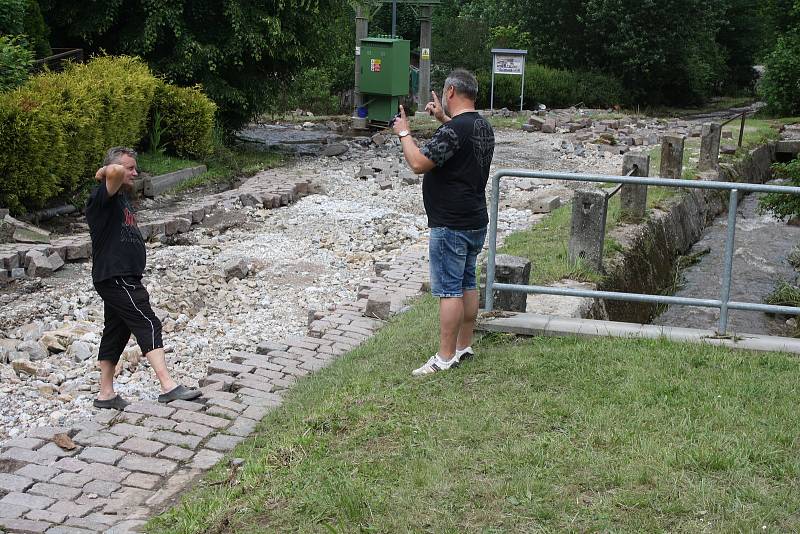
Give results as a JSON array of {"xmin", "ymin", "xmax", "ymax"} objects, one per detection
[{"xmin": 40, "ymin": 0, "xmax": 350, "ymax": 130}]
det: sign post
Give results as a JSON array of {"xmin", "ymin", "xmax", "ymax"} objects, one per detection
[{"xmin": 490, "ymin": 48, "xmax": 527, "ymax": 112}]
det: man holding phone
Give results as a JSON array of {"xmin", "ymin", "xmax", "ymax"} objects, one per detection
[{"xmin": 391, "ymin": 69, "xmax": 495, "ymax": 376}]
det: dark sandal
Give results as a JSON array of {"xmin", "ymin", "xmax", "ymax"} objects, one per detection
[
  {"xmin": 93, "ymin": 395, "xmax": 130, "ymax": 410},
  {"xmin": 158, "ymin": 384, "xmax": 202, "ymax": 403}
]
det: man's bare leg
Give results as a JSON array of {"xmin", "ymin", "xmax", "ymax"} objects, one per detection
[
  {"xmin": 97, "ymin": 360, "xmax": 117, "ymax": 400},
  {"xmin": 145, "ymin": 348, "xmax": 178, "ymax": 394},
  {"xmin": 456, "ymin": 289, "xmax": 479, "ymax": 350},
  {"xmin": 439, "ymin": 297, "xmax": 464, "ymax": 360}
]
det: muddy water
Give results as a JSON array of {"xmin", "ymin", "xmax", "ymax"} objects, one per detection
[{"xmin": 653, "ymin": 191, "xmax": 800, "ymax": 336}]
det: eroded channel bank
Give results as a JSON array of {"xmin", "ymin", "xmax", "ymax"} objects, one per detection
[{"xmin": 588, "ymin": 141, "xmax": 800, "ymax": 334}]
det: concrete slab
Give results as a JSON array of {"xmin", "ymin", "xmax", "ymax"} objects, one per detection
[{"xmin": 477, "ymin": 312, "xmax": 800, "ymax": 354}]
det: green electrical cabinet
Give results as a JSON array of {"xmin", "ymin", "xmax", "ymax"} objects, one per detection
[{"xmin": 360, "ymin": 37, "xmax": 410, "ymax": 123}]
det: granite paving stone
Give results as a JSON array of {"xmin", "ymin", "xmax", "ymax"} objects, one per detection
[
  {"xmin": 190, "ymin": 449, "xmax": 224, "ymax": 470},
  {"xmin": 0, "ymin": 518, "xmax": 51, "ymax": 532},
  {"xmin": 171, "ymin": 410, "xmax": 230, "ymax": 429},
  {"xmin": 47, "ymin": 499, "xmax": 103, "ymax": 518},
  {"xmin": 108, "ymin": 424, "xmax": 153, "ymax": 439},
  {"xmin": 82, "ymin": 479, "xmax": 121, "ymax": 498},
  {"xmin": 157, "ymin": 446, "xmax": 195, "ymax": 462},
  {"xmin": 124, "ymin": 402, "xmax": 175, "ymax": 418},
  {"xmin": 25, "ymin": 509, "xmax": 67, "ymax": 524},
  {"xmin": 1, "ymin": 491, "xmax": 55, "ymax": 510},
  {"xmin": 117, "ymin": 455, "xmax": 177, "ymax": 476},
  {"xmin": 0, "ymin": 503, "xmax": 27, "ymax": 519},
  {"xmin": 50, "ymin": 472, "xmax": 93, "ymax": 488},
  {"xmin": 28, "ymin": 482, "xmax": 82, "ymax": 500},
  {"xmin": 152, "ymin": 430, "xmax": 202, "ymax": 449},
  {"xmin": 165, "ymin": 399, "xmax": 206, "ymax": 412},
  {"xmin": 122, "ymin": 473, "xmax": 161, "ymax": 490},
  {"xmin": 141, "ymin": 416, "xmax": 177, "ymax": 430},
  {"xmin": 205, "ymin": 435, "xmax": 245, "ymax": 452},
  {"xmin": 118, "ymin": 438, "xmax": 165, "ymax": 456},
  {"xmin": 79, "ymin": 464, "xmax": 130, "ymax": 484},
  {"xmin": 174, "ymin": 422, "xmax": 215, "ymax": 438},
  {"xmin": 15, "ymin": 464, "xmax": 60, "ymax": 482},
  {"xmin": 0, "ymin": 472, "xmax": 34, "ymax": 492},
  {"xmin": 77, "ymin": 447, "xmax": 124, "ymax": 465},
  {"xmin": 52, "ymin": 458, "xmax": 89, "ymax": 473}
]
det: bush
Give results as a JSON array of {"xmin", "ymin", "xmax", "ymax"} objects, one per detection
[
  {"xmin": 760, "ymin": 32, "xmax": 800, "ymax": 116},
  {"xmin": 758, "ymin": 158, "xmax": 800, "ymax": 219},
  {"xmin": 285, "ymin": 67, "xmax": 340, "ymax": 116},
  {"xmin": 475, "ymin": 64, "xmax": 624, "ymax": 110},
  {"xmin": 0, "ymin": 35, "xmax": 33, "ymax": 92},
  {"xmin": 150, "ymin": 82, "xmax": 216, "ymax": 159},
  {"xmin": 0, "ymin": 55, "xmax": 158, "ymax": 213}
]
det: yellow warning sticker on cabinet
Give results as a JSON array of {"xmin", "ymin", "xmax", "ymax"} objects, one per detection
[{"xmin": 370, "ymin": 59, "xmax": 382, "ymax": 72}]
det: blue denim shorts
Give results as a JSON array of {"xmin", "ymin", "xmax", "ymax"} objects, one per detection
[{"xmin": 429, "ymin": 226, "xmax": 487, "ymax": 298}]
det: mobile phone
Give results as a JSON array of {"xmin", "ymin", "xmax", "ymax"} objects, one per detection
[{"xmin": 388, "ymin": 111, "xmax": 402, "ymax": 127}]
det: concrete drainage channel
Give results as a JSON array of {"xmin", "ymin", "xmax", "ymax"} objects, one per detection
[{"xmin": 483, "ymin": 139, "xmax": 800, "ymax": 351}]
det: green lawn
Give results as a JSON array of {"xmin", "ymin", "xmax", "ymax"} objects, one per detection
[
  {"xmin": 137, "ymin": 146, "xmax": 284, "ymax": 193},
  {"xmin": 147, "ymin": 296, "xmax": 800, "ymax": 533}
]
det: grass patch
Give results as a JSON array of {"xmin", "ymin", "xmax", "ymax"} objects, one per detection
[
  {"xmin": 409, "ymin": 114, "xmax": 526, "ymax": 137},
  {"xmin": 137, "ymin": 146, "xmax": 284, "ymax": 194},
  {"xmin": 137, "ymin": 153, "xmax": 199, "ymax": 176},
  {"xmin": 147, "ymin": 296, "xmax": 800, "ymax": 533}
]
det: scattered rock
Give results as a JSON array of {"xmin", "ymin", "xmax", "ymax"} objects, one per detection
[
  {"xmin": 4, "ymin": 215, "xmax": 51, "ymax": 244},
  {"xmin": 18, "ymin": 339, "xmax": 48, "ymax": 361},
  {"xmin": 12, "ymin": 358, "xmax": 39, "ymax": 376},
  {"xmin": 322, "ymin": 144, "xmax": 349, "ymax": 157},
  {"xmin": 720, "ymin": 145, "xmax": 737, "ymax": 155},
  {"xmin": 224, "ymin": 258, "xmax": 250, "ymax": 280},
  {"xmin": 52, "ymin": 433, "xmax": 77, "ymax": 450},
  {"xmin": 67, "ymin": 340, "xmax": 94, "ymax": 362},
  {"xmin": 366, "ymin": 294, "xmax": 391, "ymax": 320}
]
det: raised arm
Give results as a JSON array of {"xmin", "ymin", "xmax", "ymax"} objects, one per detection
[{"xmin": 94, "ymin": 164, "xmax": 126, "ymax": 196}]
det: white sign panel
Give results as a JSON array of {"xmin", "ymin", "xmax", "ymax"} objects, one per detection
[{"xmin": 493, "ymin": 55, "xmax": 524, "ymax": 75}]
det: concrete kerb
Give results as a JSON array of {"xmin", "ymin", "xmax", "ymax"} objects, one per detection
[{"xmin": 478, "ymin": 312, "xmax": 800, "ymax": 354}]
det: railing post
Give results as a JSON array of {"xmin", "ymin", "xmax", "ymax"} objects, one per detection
[
  {"xmin": 568, "ymin": 189, "xmax": 607, "ymax": 271},
  {"xmin": 485, "ymin": 173, "xmax": 502, "ymax": 311},
  {"xmin": 699, "ymin": 122, "xmax": 722, "ymax": 172},
  {"xmin": 620, "ymin": 153, "xmax": 650, "ymax": 222},
  {"xmin": 660, "ymin": 135, "xmax": 685, "ymax": 179},
  {"xmin": 718, "ymin": 189, "xmax": 739, "ymax": 335}
]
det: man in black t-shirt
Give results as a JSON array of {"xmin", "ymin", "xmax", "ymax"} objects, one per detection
[
  {"xmin": 392, "ymin": 69, "xmax": 495, "ymax": 376},
  {"xmin": 86, "ymin": 146, "xmax": 201, "ymax": 409}
]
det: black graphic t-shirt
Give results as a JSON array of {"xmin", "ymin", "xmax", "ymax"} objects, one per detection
[
  {"xmin": 86, "ymin": 183, "xmax": 146, "ymax": 283},
  {"xmin": 420, "ymin": 111, "xmax": 495, "ymax": 229}
]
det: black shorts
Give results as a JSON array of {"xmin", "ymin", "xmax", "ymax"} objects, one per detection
[{"xmin": 94, "ymin": 275, "xmax": 164, "ymax": 363}]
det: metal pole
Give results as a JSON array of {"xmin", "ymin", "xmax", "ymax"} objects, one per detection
[
  {"xmin": 519, "ymin": 56, "xmax": 525, "ymax": 112},
  {"xmin": 738, "ymin": 112, "xmax": 746, "ymax": 148},
  {"xmin": 392, "ymin": 0, "xmax": 397, "ymax": 38},
  {"xmin": 490, "ymin": 55, "xmax": 495, "ymax": 112},
  {"xmin": 485, "ymin": 173, "xmax": 501, "ymax": 311},
  {"xmin": 417, "ymin": 5, "xmax": 432, "ymax": 112},
  {"xmin": 718, "ymin": 189, "xmax": 739, "ymax": 335},
  {"xmin": 354, "ymin": 7, "xmax": 369, "ymax": 113}
]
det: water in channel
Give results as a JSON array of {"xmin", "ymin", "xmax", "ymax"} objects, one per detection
[{"xmin": 653, "ymin": 190, "xmax": 800, "ymax": 336}]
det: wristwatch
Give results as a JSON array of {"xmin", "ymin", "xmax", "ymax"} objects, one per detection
[{"xmin": 398, "ymin": 130, "xmax": 409, "ymax": 138}]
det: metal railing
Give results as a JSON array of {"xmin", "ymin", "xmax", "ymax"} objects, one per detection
[
  {"xmin": 32, "ymin": 48, "xmax": 83, "ymax": 72},
  {"xmin": 485, "ymin": 170, "xmax": 800, "ymax": 335}
]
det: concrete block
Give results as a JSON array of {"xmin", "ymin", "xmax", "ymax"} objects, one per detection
[
  {"xmin": 143, "ymin": 165, "xmax": 207, "ymax": 197},
  {"xmin": 480, "ymin": 254, "xmax": 532, "ymax": 312},
  {"xmin": 529, "ymin": 195, "xmax": 561, "ymax": 214},
  {"xmin": 365, "ymin": 294, "xmax": 391, "ymax": 320},
  {"xmin": 541, "ymin": 119, "xmax": 557, "ymax": 134}
]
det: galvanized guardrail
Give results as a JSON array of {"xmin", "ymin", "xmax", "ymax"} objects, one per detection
[{"xmin": 485, "ymin": 169, "xmax": 800, "ymax": 335}]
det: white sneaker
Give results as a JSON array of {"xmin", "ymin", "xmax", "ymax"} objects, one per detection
[
  {"xmin": 412, "ymin": 353, "xmax": 459, "ymax": 376},
  {"xmin": 456, "ymin": 346, "xmax": 474, "ymax": 362}
]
